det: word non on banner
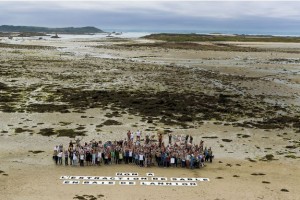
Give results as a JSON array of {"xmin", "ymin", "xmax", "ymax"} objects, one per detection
[
  {"xmin": 119, "ymin": 181, "xmax": 136, "ymax": 185},
  {"xmin": 146, "ymin": 173, "xmax": 155, "ymax": 176},
  {"xmin": 171, "ymin": 177, "xmax": 210, "ymax": 181},
  {"xmin": 141, "ymin": 182, "xmax": 197, "ymax": 186},
  {"xmin": 82, "ymin": 181, "xmax": 115, "ymax": 185},
  {"xmin": 116, "ymin": 172, "xmax": 138, "ymax": 176}
]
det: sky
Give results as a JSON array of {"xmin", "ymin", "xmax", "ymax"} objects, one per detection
[{"xmin": 1, "ymin": 1, "xmax": 300, "ymax": 34}]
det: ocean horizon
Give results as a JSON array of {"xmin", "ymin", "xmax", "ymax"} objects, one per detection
[{"xmin": 104, "ymin": 28, "xmax": 300, "ymax": 37}]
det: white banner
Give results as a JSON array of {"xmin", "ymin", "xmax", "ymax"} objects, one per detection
[{"xmin": 61, "ymin": 175, "xmax": 209, "ymax": 186}]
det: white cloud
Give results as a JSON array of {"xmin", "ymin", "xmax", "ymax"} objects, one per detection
[
  {"xmin": 0, "ymin": 1, "xmax": 300, "ymax": 33},
  {"xmin": 1, "ymin": 1, "xmax": 300, "ymax": 20}
]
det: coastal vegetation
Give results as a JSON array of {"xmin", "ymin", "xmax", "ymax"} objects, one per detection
[{"xmin": 143, "ymin": 33, "xmax": 300, "ymax": 43}]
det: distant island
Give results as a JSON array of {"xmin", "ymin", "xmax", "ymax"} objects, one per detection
[{"xmin": 0, "ymin": 25, "xmax": 104, "ymax": 34}]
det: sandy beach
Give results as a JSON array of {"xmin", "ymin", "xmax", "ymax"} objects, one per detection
[{"xmin": 0, "ymin": 34, "xmax": 300, "ymax": 200}]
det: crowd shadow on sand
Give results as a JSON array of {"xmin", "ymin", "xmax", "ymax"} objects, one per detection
[{"xmin": 73, "ymin": 194, "xmax": 105, "ymax": 200}]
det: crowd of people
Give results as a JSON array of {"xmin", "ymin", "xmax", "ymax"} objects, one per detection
[{"xmin": 52, "ymin": 130, "xmax": 214, "ymax": 169}]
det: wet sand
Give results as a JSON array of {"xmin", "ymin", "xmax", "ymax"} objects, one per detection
[{"xmin": 0, "ymin": 35, "xmax": 300, "ymax": 200}]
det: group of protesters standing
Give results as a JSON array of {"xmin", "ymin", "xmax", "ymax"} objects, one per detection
[{"xmin": 52, "ymin": 130, "xmax": 214, "ymax": 169}]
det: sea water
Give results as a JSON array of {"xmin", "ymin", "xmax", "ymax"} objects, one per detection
[
  {"xmin": 3, "ymin": 30, "xmax": 300, "ymax": 44},
  {"xmin": 39, "ymin": 32, "xmax": 152, "ymax": 40}
]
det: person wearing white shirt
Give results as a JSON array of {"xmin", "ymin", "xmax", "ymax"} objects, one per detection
[
  {"xmin": 97, "ymin": 151, "xmax": 102, "ymax": 165},
  {"xmin": 57, "ymin": 151, "xmax": 63, "ymax": 165},
  {"xmin": 129, "ymin": 150, "xmax": 133, "ymax": 163},
  {"xmin": 139, "ymin": 153, "xmax": 144, "ymax": 167},
  {"xmin": 73, "ymin": 152, "xmax": 77, "ymax": 166}
]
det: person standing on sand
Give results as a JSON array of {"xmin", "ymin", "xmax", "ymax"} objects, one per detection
[
  {"xmin": 185, "ymin": 152, "xmax": 190, "ymax": 168},
  {"xmin": 160, "ymin": 151, "xmax": 165, "ymax": 167},
  {"xmin": 69, "ymin": 147, "xmax": 73, "ymax": 165},
  {"xmin": 127, "ymin": 130, "xmax": 131, "ymax": 141},
  {"xmin": 129, "ymin": 149, "xmax": 133, "ymax": 163},
  {"xmin": 189, "ymin": 136, "xmax": 193, "ymax": 144},
  {"xmin": 73, "ymin": 152, "xmax": 78, "ymax": 166},
  {"xmin": 115, "ymin": 147, "xmax": 120, "ymax": 164},
  {"xmin": 57, "ymin": 151, "xmax": 63, "ymax": 165},
  {"xmin": 168, "ymin": 133, "xmax": 172, "ymax": 144},
  {"xmin": 208, "ymin": 147, "xmax": 213, "ymax": 163},
  {"xmin": 97, "ymin": 149, "xmax": 102, "ymax": 166},
  {"xmin": 139, "ymin": 152, "xmax": 144, "ymax": 167},
  {"xmin": 204, "ymin": 147, "xmax": 209, "ymax": 162},
  {"xmin": 155, "ymin": 150, "xmax": 161, "ymax": 166},
  {"xmin": 130, "ymin": 132, "xmax": 134, "ymax": 143},
  {"xmin": 53, "ymin": 148, "xmax": 58, "ymax": 165},
  {"xmin": 190, "ymin": 154, "xmax": 195, "ymax": 169},
  {"xmin": 110, "ymin": 149, "xmax": 115, "ymax": 164},
  {"xmin": 64, "ymin": 149, "xmax": 68, "ymax": 166},
  {"xmin": 125, "ymin": 148, "xmax": 129, "ymax": 164},
  {"xmin": 199, "ymin": 154, "xmax": 205, "ymax": 167},
  {"xmin": 119, "ymin": 148, "xmax": 124, "ymax": 164},
  {"xmin": 80, "ymin": 151, "xmax": 84, "ymax": 167},
  {"xmin": 200, "ymin": 140, "xmax": 204, "ymax": 152},
  {"xmin": 180, "ymin": 151, "xmax": 185, "ymax": 168},
  {"xmin": 185, "ymin": 135, "xmax": 189, "ymax": 145},
  {"xmin": 85, "ymin": 149, "xmax": 89, "ymax": 166},
  {"xmin": 92, "ymin": 149, "xmax": 96, "ymax": 166},
  {"xmin": 144, "ymin": 152, "xmax": 148, "ymax": 167},
  {"xmin": 103, "ymin": 149, "xmax": 108, "ymax": 165},
  {"xmin": 69, "ymin": 140, "xmax": 73, "ymax": 148},
  {"xmin": 166, "ymin": 153, "xmax": 170, "ymax": 167},
  {"xmin": 158, "ymin": 133, "xmax": 163, "ymax": 147},
  {"xmin": 135, "ymin": 151, "xmax": 139, "ymax": 165},
  {"xmin": 145, "ymin": 133, "xmax": 150, "ymax": 144}
]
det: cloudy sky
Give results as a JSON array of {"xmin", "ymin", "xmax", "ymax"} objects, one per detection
[{"xmin": 1, "ymin": 1, "xmax": 300, "ymax": 34}]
